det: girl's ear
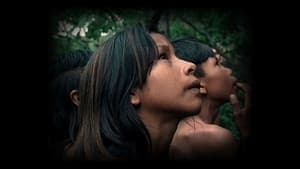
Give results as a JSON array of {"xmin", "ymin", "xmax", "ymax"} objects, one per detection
[
  {"xmin": 70, "ymin": 90, "xmax": 80, "ymax": 106},
  {"xmin": 199, "ymin": 78, "xmax": 207, "ymax": 94},
  {"xmin": 130, "ymin": 88, "xmax": 141, "ymax": 106}
]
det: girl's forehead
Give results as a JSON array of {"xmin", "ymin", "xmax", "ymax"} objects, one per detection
[{"xmin": 150, "ymin": 33, "xmax": 170, "ymax": 46}]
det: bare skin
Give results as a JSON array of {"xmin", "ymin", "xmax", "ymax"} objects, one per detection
[
  {"xmin": 230, "ymin": 82, "xmax": 251, "ymax": 139},
  {"xmin": 131, "ymin": 33, "xmax": 203, "ymax": 159},
  {"xmin": 169, "ymin": 116, "xmax": 236, "ymax": 159},
  {"xmin": 169, "ymin": 51, "xmax": 251, "ymax": 160}
]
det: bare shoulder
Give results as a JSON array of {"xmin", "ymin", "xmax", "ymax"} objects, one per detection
[
  {"xmin": 169, "ymin": 116, "xmax": 237, "ymax": 160},
  {"xmin": 172, "ymin": 116, "xmax": 233, "ymax": 140},
  {"xmin": 204, "ymin": 124, "xmax": 235, "ymax": 143}
]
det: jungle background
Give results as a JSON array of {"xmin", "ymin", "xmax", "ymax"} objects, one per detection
[{"xmin": 48, "ymin": 8, "xmax": 253, "ymax": 140}]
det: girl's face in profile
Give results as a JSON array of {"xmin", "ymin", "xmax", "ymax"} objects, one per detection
[
  {"xmin": 200, "ymin": 53, "xmax": 237, "ymax": 102},
  {"xmin": 132, "ymin": 33, "xmax": 203, "ymax": 117}
]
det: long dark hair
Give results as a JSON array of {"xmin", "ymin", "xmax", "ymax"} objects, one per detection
[
  {"xmin": 48, "ymin": 50, "xmax": 92, "ymax": 82},
  {"xmin": 48, "ymin": 50, "xmax": 91, "ymax": 160},
  {"xmin": 172, "ymin": 36, "xmax": 213, "ymax": 77},
  {"xmin": 48, "ymin": 68, "xmax": 82, "ymax": 142},
  {"xmin": 67, "ymin": 24, "xmax": 159, "ymax": 161}
]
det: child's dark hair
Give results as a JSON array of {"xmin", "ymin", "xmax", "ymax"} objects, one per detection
[
  {"xmin": 172, "ymin": 36, "xmax": 214, "ymax": 77},
  {"xmin": 48, "ymin": 50, "xmax": 92, "ymax": 82}
]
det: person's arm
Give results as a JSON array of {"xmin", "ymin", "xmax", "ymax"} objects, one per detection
[{"xmin": 230, "ymin": 82, "xmax": 251, "ymax": 139}]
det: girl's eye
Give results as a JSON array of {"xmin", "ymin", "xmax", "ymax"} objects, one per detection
[
  {"xmin": 219, "ymin": 56, "xmax": 225, "ymax": 64},
  {"xmin": 159, "ymin": 54, "xmax": 168, "ymax": 60},
  {"xmin": 215, "ymin": 58, "xmax": 220, "ymax": 65}
]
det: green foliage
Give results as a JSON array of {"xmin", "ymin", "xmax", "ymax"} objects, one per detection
[
  {"xmin": 169, "ymin": 19, "xmax": 197, "ymax": 38},
  {"xmin": 218, "ymin": 88, "xmax": 246, "ymax": 140},
  {"xmin": 49, "ymin": 9, "xmax": 158, "ymax": 58},
  {"xmin": 219, "ymin": 103, "xmax": 240, "ymax": 140},
  {"xmin": 49, "ymin": 9, "xmax": 252, "ymax": 137}
]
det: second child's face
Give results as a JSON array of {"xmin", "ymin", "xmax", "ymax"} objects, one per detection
[
  {"xmin": 200, "ymin": 54, "xmax": 236, "ymax": 102},
  {"xmin": 136, "ymin": 33, "xmax": 202, "ymax": 118}
]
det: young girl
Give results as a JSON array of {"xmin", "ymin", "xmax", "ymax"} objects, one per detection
[
  {"xmin": 170, "ymin": 37, "xmax": 251, "ymax": 160},
  {"xmin": 65, "ymin": 24, "xmax": 203, "ymax": 161}
]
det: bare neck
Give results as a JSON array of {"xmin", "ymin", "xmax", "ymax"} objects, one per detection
[
  {"xmin": 138, "ymin": 110, "xmax": 179, "ymax": 159},
  {"xmin": 198, "ymin": 98, "xmax": 222, "ymax": 124}
]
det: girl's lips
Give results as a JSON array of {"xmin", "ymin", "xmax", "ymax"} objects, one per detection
[
  {"xmin": 186, "ymin": 80, "xmax": 201, "ymax": 96},
  {"xmin": 189, "ymin": 87, "xmax": 201, "ymax": 94},
  {"xmin": 187, "ymin": 80, "xmax": 201, "ymax": 90}
]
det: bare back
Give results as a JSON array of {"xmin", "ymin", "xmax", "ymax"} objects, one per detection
[{"xmin": 169, "ymin": 116, "xmax": 237, "ymax": 160}]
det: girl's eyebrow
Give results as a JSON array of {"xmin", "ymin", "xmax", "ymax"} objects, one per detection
[
  {"xmin": 213, "ymin": 52, "xmax": 222, "ymax": 61},
  {"xmin": 157, "ymin": 45, "xmax": 170, "ymax": 52}
]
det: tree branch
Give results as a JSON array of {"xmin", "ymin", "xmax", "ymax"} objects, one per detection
[
  {"xmin": 179, "ymin": 16, "xmax": 214, "ymax": 46},
  {"xmin": 145, "ymin": 9, "xmax": 164, "ymax": 32}
]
